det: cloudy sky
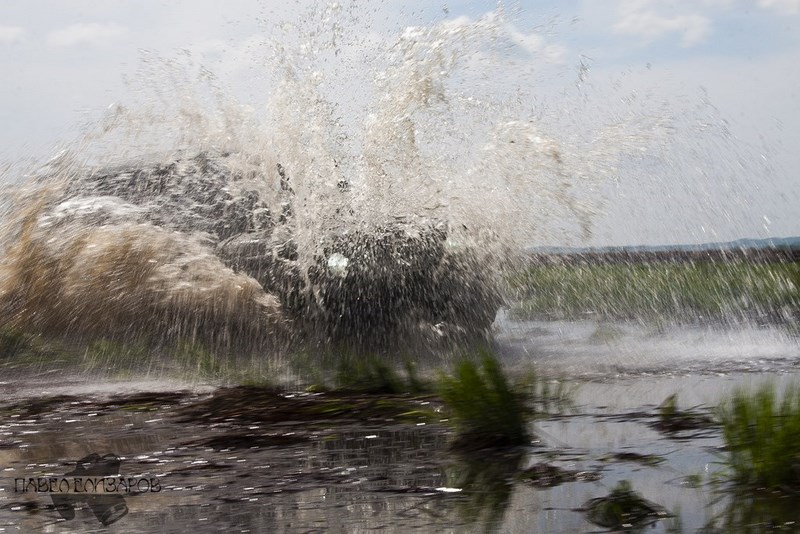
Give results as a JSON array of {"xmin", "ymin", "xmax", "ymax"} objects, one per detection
[{"xmin": 0, "ymin": 1, "xmax": 798, "ymax": 245}]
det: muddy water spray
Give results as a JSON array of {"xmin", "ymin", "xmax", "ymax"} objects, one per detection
[{"xmin": 0, "ymin": 7, "xmax": 664, "ymax": 356}]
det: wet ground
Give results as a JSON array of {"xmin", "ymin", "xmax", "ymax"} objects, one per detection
[{"xmin": 2, "ymin": 320, "xmax": 800, "ymax": 532}]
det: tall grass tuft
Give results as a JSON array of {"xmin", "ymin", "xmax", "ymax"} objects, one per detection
[
  {"xmin": 718, "ymin": 383, "xmax": 800, "ymax": 489},
  {"xmin": 334, "ymin": 354, "xmax": 404, "ymax": 393},
  {"xmin": 292, "ymin": 347, "xmax": 431, "ymax": 394},
  {"xmin": 438, "ymin": 349, "xmax": 531, "ymax": 450}
]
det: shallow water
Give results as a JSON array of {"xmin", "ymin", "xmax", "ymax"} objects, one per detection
[
  {"xmin": 495, "ymin": 312, "xmax": 800, "ymax": 377},
  {"xmin": 2, "ymin": 321, "xmax": 799, "ymax": 532}
]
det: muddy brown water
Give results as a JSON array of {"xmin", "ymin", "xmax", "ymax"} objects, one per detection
[{"xmin": 2, "ymin": 321, "xmax": 800, "ymax": 532}]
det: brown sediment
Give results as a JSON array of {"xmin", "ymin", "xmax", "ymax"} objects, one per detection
[{"xmin": 0, "ymin": 198, "xmax": 290, "ymax": 352}]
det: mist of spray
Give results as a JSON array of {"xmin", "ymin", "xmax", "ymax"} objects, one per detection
[{"xmin": 0, "ymin": 5, "xmax": 670, "ymax": 357}]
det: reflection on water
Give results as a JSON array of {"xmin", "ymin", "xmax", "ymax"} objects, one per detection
[
  {"xmin": 445, "ymin": 451, "xmax": 524, "ymax": 532},
  {"xmin": 705, "ymin": 490, "xmax": 800, "ymax": 532}
]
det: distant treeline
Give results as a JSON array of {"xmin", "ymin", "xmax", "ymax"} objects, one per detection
[{"xmin": 527, "ymin": 245, "xmax": 800, "ymax": 266}]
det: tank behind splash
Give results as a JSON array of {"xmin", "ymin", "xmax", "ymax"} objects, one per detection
[
  {"xmin": 0, "ymin": 7, "xmax": 662, "ymax": 360},
  {"xmin": 0, "ymin": 148, "xmax": 502, "ymax": 353}
]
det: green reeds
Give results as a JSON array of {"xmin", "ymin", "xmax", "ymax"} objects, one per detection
[
  {"xmin": 718, "ymin": 383, "xmax": 800, "ymax": 490},
  {"xmin": 510, "ymin": 261, "xmax": 800, "ymax": 321},
  {"xmin": 293, "ymin": 347, "xmax": 431, "ymax": 394},
  {"xmin": 0, "ymin": 326, "xmax": 29, "ymax": 357},
  {"xmin": 437, "ymin": 349, "xmax": 532, "ymax": 449}
]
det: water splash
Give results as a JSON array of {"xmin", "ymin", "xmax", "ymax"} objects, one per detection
[{"xmin": 0, "ymin": 6, "xmax": 666, "ymax": 356}]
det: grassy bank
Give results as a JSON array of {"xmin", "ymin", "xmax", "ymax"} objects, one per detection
[{"xmin": 509, "ymin": 260, "xmax": 800, "ymax": 322}]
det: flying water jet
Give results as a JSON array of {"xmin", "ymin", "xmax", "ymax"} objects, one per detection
[{"xmin": 0, "ymin": 7, "xmax": 659, "ymax": 357}]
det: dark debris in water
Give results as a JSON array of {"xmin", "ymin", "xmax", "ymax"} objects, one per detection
[
  {"xmin": 0, "ymin": 394, "xmax": 85, "ymax": 418},
  {"xmin": 518, "ymin": 462, "xmax": 602, "ymax": 488},
  {"xmin": 652, "ymin": 394, "xmax": 717, "ymax": 437},
  {"xmin": 598, "ymin": 397, "xmax": 718, "ymax": 439},
  {"xmin": 0, "ymin": 500, "xmax": 44, "ymax": 513},
  {"xmin": 184, "ymin": 432, "xmax": 310, "ymax": 450},
  {"xmin": 582, "ymin": 480, "xmax": 670, "ymax": 530},
  {"xmin": 604, "ymin": 451, "xmax": 666, "ymax": 467},
  {"xmin": 650, "ymin": 413, "xmax": 717, "ymax": 436},
  {"xmin": 99, "ymin": 391, "xmax": 191, "ymax": 411}
]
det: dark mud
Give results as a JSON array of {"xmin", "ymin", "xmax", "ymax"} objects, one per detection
[{"xmin": 0, "ymin": 385, "xmax": 462, "ymax": 532}]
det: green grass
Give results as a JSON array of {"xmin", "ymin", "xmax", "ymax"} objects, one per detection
[
  {"xmin": 0, "ymin": 329, "xmax": 88, "ymax": 372},
  {"xmin": 83, "ymin": 338, "xmax": 151, "ymax": 373},
  {"xmin": 717, "ymin": 383, "xmax": 800, "ymax": 490},
  {"xmin": 437, "ymin": 349, "xmax": 532, "ymax": 450},
  {"xmin": 172, "ymin": 340, "xmax": 225, "ymax": 377},
  {"xmin": 333, "ymin": 355, "xmax": 426, "ymax": 394},
  {"xmin": 291, "ymin": 347, "xmax": 432, "ymax": 394},
  {"xmin": 509, "ymin": 261, "xmax": 800, "ymax": 321},
  {"xmin": 0, "ymin": 327, "xmax": 30, "ymax": 358},
  {"xmin": 81, "ymin": 338, "xmax": 234, "ymax": 380}
]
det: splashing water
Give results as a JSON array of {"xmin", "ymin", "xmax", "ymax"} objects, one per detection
[{"xmin": 0, "ymin": 6, "xmax": 669, "ymax": 358}]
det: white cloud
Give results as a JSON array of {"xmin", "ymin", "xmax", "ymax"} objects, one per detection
[
  {"xmin": 507, "ymin": 25, "xmax": 567, "ymax": 63},
  {"xmin": 758, "ymin": 0, "xmax": 800, "ymax": 14},
  {"xmin": 613, "ymin": 0, "xmax": 712, "ymax": 47},
  {"xmin": 47, "ymin": 23, "xmax": 128, "ymax": 48},
  {"xmin": 0, "ymin": 25, "xmax": 24, "ymax": 44}
]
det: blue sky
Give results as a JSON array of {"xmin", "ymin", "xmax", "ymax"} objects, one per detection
[{"xmin": 0, "ymin": 1, "xmax": 798, "ymax": 245}]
